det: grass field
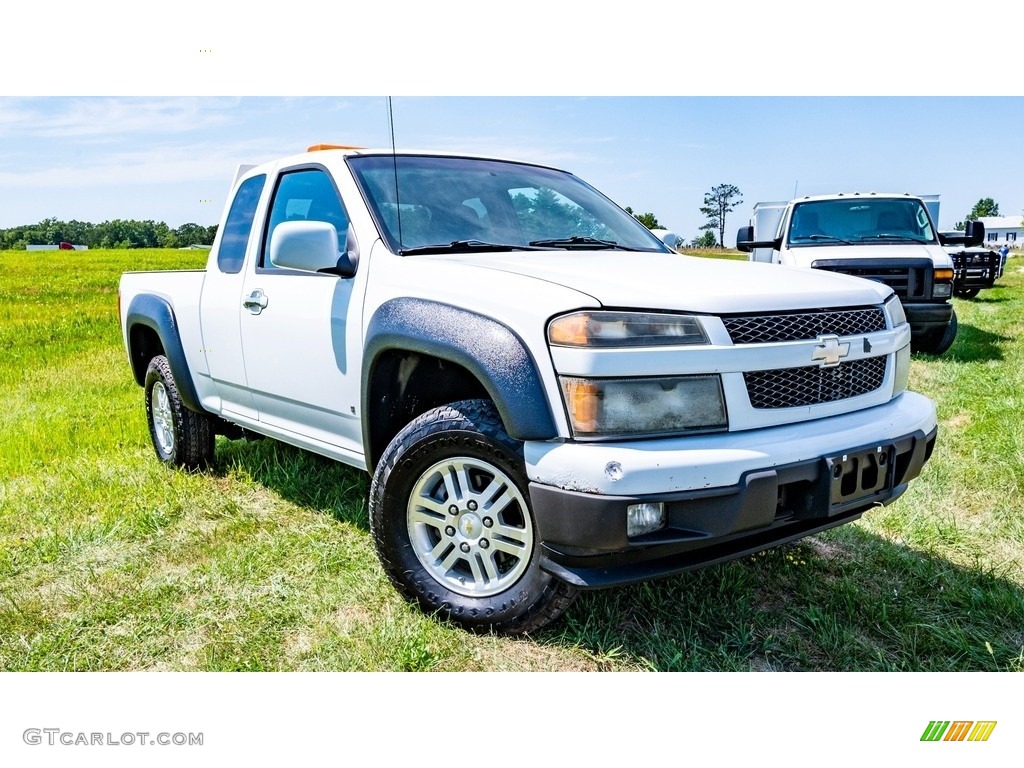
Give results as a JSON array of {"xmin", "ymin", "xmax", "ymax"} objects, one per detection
[{"xmin": 1, "ymin": 248, "xmax": 1021, "ymax": 671}]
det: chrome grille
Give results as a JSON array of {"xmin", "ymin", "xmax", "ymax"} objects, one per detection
[
  {"xmin": 744, "ymin": 357, "xmax": 887, "ymax": 409},
  {"xmin": 723, "ymin": 308, "xmax": 886, "ymax": 344}
]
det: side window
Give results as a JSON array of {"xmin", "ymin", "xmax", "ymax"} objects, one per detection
[
  {"xmin": 217, "ymin": 175, "xmax": 266, "ymax": 274},
  {"xmin": 261, "ymin": 168, "xmax": 350, "ymax": 269}
]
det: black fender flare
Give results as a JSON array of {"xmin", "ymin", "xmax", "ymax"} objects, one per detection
[
  {"xmin": 125, "ymin": 293, "xmax": 203, "ymax": 412},
  {"xmin": 362, "ymin": 298, "xmax": 558, "ymax": 449}
]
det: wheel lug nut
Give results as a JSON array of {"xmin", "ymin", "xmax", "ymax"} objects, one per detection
[
  {"xmin": 480, "ymin": 539, "xmax": 489, "ymax": 549},
  {"xmin": 448, "ymin": 504, "xmax": 458, "ymax": 515},
  {"xmin": 483, "ymin": 517, "xmax": 493, "ymax": 528},
  {"xmin": 467, "ymin": 500, "xmax": 478, "ymax": 511},
  {"xmin": 445, "ymin": 526, "xmax": 456, "ymax": 537},
  {"xmin": 460, "ymin": 542, "xmax": 471, "ymax": 553}
]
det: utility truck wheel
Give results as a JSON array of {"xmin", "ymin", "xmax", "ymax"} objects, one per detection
[
  {"xmin": 369, "ymin": 399, "xmax": 576, "ymax": 634},
  {"xmin": 953, "ymin": 286, "xmax": 980, "ymax": 300},
  {"xmin": 916, "ymin": 308, "xmax": 958, "ymax": 356},
  {"xmin": 144, "ymin": 355, "xmax": 214, "ymax": 469}
]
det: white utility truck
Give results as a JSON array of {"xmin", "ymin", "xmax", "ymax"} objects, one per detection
[
  {"xmin": 736, "ymin": 193, "xmax": 985, "ymax": 355},
  {"xmin": 119, "ymin": 147, "xmax": 938, "ymax": 633}
]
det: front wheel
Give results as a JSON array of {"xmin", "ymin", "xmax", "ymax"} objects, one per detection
[
  {"xmin": 953, "ymin": 286, "xmax": 981, "ymax": 300},
  {"xmin": 369, "ymin": 399, "xmax": 576, "ymax": 634}
]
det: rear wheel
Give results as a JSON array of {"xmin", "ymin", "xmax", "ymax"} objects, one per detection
[
  {"xmin": 953, "ymin": 286, "xmax": 980, "ymax": 300},
  {"xmin": 144, "ymin": 355, "xmax": 214, "ymax": 469},
  {"xmin": 369, "ymin": 399, "xmax": 576, "ymax": 634}
]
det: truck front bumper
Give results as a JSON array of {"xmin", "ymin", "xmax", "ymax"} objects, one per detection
[{"xmin": 525, "ymin": 392, "xmax": 937, "ymax": 588}]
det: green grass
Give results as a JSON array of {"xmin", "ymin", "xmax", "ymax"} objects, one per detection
[
  {"xmin": 679, "ymin": 247, "xmax": 747, "ymax": 261},
  {"xmin": 1, "ymin": 249, "xmax": 1021, "ymax": 671}
]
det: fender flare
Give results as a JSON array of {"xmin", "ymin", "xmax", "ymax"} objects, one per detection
[
  {"xmin": 125, "ymin": 293, "xmax": 203, "ymax": 412},
  {"xmin": 362, "ymin": 298, "xmax": 558, "ymax": 447}
]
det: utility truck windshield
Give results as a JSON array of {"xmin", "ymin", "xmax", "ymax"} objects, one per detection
[{"xmin": 788, "ymin": 198, "xmax": 937, "ymax": 246}]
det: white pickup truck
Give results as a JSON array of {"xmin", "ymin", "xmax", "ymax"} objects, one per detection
[
  {"xmin": 736, "ymin": 193, "xmax": 985, "ymax": 355},
  {"xmin": 119, "ymin": 146, "xmax": 938, "ymax": 633}
]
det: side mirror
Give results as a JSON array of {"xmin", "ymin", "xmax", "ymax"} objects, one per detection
[
  {"xmin": 736, "ymin": 225, "xmax": 754, "ymax": 252},
  {"xmin": 651, "ymin": 229, "xmax": 680, "ymax": 250},
  {"xmin": 736, "ymin": 225, "xmax": 781, "ymax": 253},
  {"xmin": 269, "ymin": 220, "xmax": 358, "ymax": 277},
  {"xmin": 965, "ymin": 220, "xmax": 985, "ymax": 247},
  {"xmin": 938, "ymin": 220, "xmax": 986, "ymax": 249}
]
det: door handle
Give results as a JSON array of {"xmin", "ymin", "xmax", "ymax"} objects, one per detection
[{"xmin": 243, "ymin": 289, "xmax": 269, "ymax": 315}]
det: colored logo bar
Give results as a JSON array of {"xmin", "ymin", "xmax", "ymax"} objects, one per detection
[{"xmin": 921, "ymin": 721, "xmax": 997, "ymax": 742}]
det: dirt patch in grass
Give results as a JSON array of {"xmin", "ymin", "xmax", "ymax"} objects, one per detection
[{"xmin": 945, "ymin": 411, "xmax": 972, "ymax": 430}]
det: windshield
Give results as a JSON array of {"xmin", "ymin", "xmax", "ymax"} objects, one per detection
[
  {"xmin": 787, "ymin": 198, "xmax": 937, "ymax": 246},
  {"xmin": 348, "ymin": 154, "xmax": 670, "ymax": 255}
]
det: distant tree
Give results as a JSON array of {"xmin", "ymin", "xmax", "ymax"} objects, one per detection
[
  {"xmin": 624, "ymin": 206, "xmax": 663, "ymax": 229},
  {"xmin": 955, "ymin": 198, "xmax": 1000, "ymax": 230},
  {"xmin": 175, "ymin": 222, "xmax": 209, "ymax": 247},
  {"xmin": 693, "ymin": 230, "xmax": 718, "ymax": 248},
  {"xmin": 967, "ymin": 198, "xmax": 1000, "ymax": 221},
  {"xmin": 699, "ymin": 184, "xmax": 743, "ymax": 247}
]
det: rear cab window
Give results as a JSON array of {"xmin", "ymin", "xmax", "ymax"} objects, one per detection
[{"xmin": 216, "ymin": 175, "xmax": 266, "ymax": 274}]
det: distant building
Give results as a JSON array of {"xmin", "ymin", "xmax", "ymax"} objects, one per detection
[
  {"xmin": 26, "ymin": 244, "xmax": 89, "ymax": 251},
  {"xmin": 979, "ymin": 216, "xmax": 1023, "ymax": 248}
]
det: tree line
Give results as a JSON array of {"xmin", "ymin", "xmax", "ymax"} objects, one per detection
[{"xmin": 0, "ymin": 218, "xmax": 218, "ymax": 250}]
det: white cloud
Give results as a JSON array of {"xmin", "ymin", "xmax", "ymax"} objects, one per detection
[
  {"xmin": 0, "ymin": 97, "xmax": 243, "ymax": 140},
  {"xmin": 0, "ymin": 138, "xmax": 280, "ymax": 189}
]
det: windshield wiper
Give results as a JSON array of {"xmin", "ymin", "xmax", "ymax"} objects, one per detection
[
  {"xmin": 527, "ymin": 236, "xmax": 625, "ymax": 249},
  {"xmin": 857, "ymin": 234, "xmax": 928, "ymax": 243},
  {"xmin": 399, "ymin": 239, "xmax": 545, "ymax": 256},
  {"xmin": 804, "ymin": 234, "xmax": 853, "ymax": 244}
]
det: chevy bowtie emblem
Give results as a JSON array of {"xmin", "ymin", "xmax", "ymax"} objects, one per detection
[{"xmin": 812, "ymin": 334, "xmax": 851, "ymax": 367}]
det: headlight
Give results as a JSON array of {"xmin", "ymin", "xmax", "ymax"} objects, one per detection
[
  {"xmin": 560, "ymin": 375, "xmax": 727, "ymax": 438},
  {"xmin": 933, "ymin": 268, "xmax": 954, "ymax": 299},
  {"xmin": 885, "ymin": 295, "xmax": 907, "ymax": 327},
  {"xmin": 548, "ymin": 311, "xmax": 708, "ymax": 347}
]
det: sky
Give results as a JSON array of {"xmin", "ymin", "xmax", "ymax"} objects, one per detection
[
  {"xmin": 2, "ymin": 96, "xmax": 1022, "ymax": 245},
  {"xmin": 4, "ymin": 2, "xmax": 1023, "ymax": 247}
]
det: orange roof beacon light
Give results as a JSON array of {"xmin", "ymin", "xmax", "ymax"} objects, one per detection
[{"xmin": 307, "ymin": 144, "xmax": 365, "ymax": 152}]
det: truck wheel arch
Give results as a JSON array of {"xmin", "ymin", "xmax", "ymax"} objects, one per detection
[
  {"xmin": 362, "ymin": 298, "xmax": 558, "ymax": 471},
  {"xmin": 125, "ymin": 293, "xmax": 203, "ymax": 413}
]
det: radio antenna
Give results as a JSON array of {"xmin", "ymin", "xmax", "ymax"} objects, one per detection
[{"xmin": 388, "ymin": 97, "xmax": 403, "ymax": 249}]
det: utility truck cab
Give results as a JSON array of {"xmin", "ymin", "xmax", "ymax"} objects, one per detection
[{"xmin": 736, "ymin": 193, "xmax": 984, "ymax": 355}]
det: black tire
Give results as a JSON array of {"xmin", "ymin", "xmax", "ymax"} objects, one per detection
[
  {"xmin": 915, "ymin": 307, "xmax": 958, "ymax": 356},
  {"xmin": 954, "ymin": 286, "xmax": 980, "ymax": 300},
  {"xmin": 369, "ymin": 399, "xmax": 576, "ymax": 634},
  {"xmin": 144, "ymin": 355, "xmax": 214, "ymax": 469}
]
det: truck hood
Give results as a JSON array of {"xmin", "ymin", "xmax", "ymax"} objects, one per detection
[
  {"xmin": 783, "ymin": 242, "xmax": 953, "ymax": 268},
  {"xmin": 426, "ymin": 250, "xmax": 893, "ymax": 313}
]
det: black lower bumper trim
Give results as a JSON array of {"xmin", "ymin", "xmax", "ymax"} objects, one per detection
[
  {"xmin": 540, "ymin": 508, "xmax": 869, "ymax": 589},
  {"xmin": 905, "ymin": 302, "xmax": 953, "ymax": 336},
  {"xmin": 531, "ymin": 426, "xmax": 937, "ymax": 589}
]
